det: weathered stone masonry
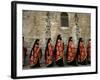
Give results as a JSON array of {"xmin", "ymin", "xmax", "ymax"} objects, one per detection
[{"xmin": 22, "ymin": 10, "xmax": 91, "ymax": 56}]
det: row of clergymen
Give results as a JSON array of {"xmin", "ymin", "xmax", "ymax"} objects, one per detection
[{"xmin": 23, "ymin": 34, "xmax": 91, "ymax": 68}]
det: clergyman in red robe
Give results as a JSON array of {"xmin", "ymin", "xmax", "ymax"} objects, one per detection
[
  {"xmin": 29, "ymin": 39, "xmax": 42, "ymax": 68},
  {"xmin": 87, "ymin": 39, "xmax": 91, "ymax": 64},
  {"xmin": 77, "ymin": 38, "xmax": 87, "ymax": 65},
  {"xmin": 23, "ymin": 37, "xmax": 27, "ymax": 67},
  {"xmin": 45, "ymin": 38, "xmax": 54, "ymax": 67},
  {"xmin": 54, "ymin": 34, "xmax": 64, "ymax": 66},
  {"xmin": 66, "ymin": 37, "xmax": 77, "ymax": 65}
]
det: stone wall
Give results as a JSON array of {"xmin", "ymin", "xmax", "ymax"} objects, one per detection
[{"xmin": 22, "ymin": 10, "xmax": 91, "ymax": 55}]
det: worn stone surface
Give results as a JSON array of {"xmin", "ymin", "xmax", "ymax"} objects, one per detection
[{"xmin": 22, "ymin": 10, "xmax": 91, "ymax": 55}]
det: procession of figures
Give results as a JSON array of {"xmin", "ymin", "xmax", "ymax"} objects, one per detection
[
  {"xmin": 22, "ymin": 11, "xmax": 91, "ymax": 69},
  {"xmin": 23, "ymin": 34, "xmax": 91, "ymax": 69}
]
